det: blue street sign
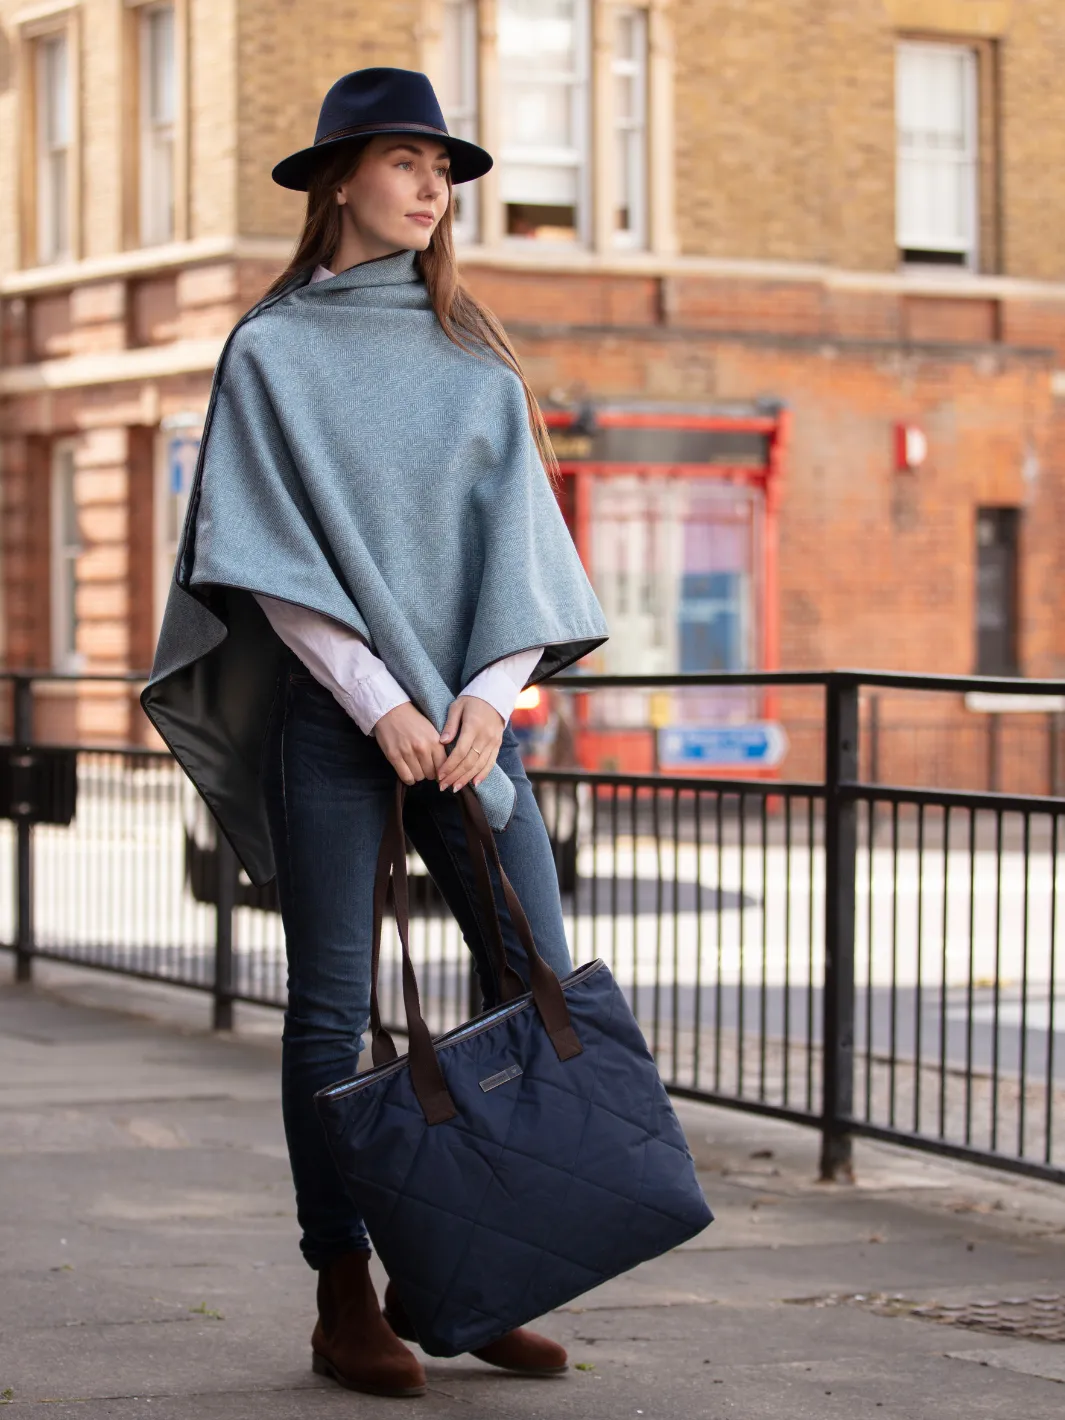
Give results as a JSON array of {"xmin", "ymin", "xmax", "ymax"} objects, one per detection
[{"xmin": 657, "ymin": 723, "xmax": 789, "ymax": 769}]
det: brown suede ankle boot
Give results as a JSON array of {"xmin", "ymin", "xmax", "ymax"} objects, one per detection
[
  {"xmin": 311, "ymin": 1251, "xmax": 427, "ymax": 1397},
  {"xmin": 382, "ymin": 1280, "xmax": 567, "ymax": 1376}
]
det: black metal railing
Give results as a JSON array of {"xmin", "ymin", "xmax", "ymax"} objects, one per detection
[{"xmin": 1, "ymin": 669, "xmax": 1062, "ymax": 1185}]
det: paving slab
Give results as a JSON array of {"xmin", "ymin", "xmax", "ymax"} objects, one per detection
[{"xmin": 0, "ymin": 958, "xmax": 1063, "ymax": 1419}]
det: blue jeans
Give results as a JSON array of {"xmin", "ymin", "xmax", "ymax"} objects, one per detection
[{"xmin": 260, "ymin": 664, "xmax": 573, "ymax": 1270}]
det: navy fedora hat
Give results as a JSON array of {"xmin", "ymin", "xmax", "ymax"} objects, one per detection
[{"xmin": 272, "ymin": 67, "xmax": 493, "ymax": 191}]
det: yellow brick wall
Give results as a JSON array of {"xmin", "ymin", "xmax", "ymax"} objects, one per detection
[
  {"xmin": 999, "ymin": 0, "xmax": 1065, "ymax": 280},
  {"xmin": 672, "ymin": 0, "xmax": 1065, "ymax": 278},
  {"xmin": 672, "ymin": 1, "xmax": 891, "ymax": 269},
  {"xmin": 79, "ymin": 0, "xmax": 123, "ymax": 259},
  {"xmin": 189, "ymin": 0, "xmax": 239, "ymax": 241},
  {"xmin": 235, "ymin": 0, "xmax": 423, "ymax": 241}
]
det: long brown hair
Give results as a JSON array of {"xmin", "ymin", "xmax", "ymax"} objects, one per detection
[{"xmin": 264, "ymin": 141, "xmax": 560, "ymax": 486}]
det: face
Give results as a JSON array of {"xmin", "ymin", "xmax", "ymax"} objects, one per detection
[{"xmin": 335, "ymin": 135, "xmax": 451, "ymax": 256}]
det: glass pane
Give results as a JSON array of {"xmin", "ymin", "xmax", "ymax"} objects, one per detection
[
  {"xmin": 499, "ymin": 0, "xmax": 577, "ymax": 75},
  {"xmin": 146, "ymin": 131, "xmax": 175, "ymax": 242},
  {"xmin": 59, "ymin": 451, "xmax": 78, "ymax": 548},
  {"xmin": 616, "ymin": 132, "xmax": 632, "ymax": 230},
  {"xmin": 501, "ymin": 81, "xmax": 576, "ymax": 149},
  {"xmin": 41, "ymin": 36, "xmax": 69, "ymax": 146},
  {"xmin": 63, "ymin": 559, "xmax": 78, "ymax": 659},
  {"xmin": 588, "ymin": 476, "xmax": 761, "ymax": 726},
  {"xmin": 49, "ymin": 150, "xmax": 68, "ymax": 256},
  {"xmin": 147, "ymin": 7, "xmax": 176, "ymax": 126}
]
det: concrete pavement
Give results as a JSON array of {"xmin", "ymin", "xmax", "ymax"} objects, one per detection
[{"xmin": 1, "ymin": 959, "xmax": 1064, "ymax": 1418}]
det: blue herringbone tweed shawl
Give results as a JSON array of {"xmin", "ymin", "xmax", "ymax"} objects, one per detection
[{"xmin": 142, "ymin": 248, "xmax": 607, "ymax": 883}]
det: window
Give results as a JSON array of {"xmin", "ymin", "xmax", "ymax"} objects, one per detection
[
  {"xmin": 440, "ymin": 0, "xmax": 480, "ymax": 244},
  {"xmin": 154, "ymin": 419, "xmax": 200, "ymax": 632},
  {"xmin": 51, "ymin": 441, "xmax": 81, "ymax": 671},
  {"xmin": 896, "ymin": 41, "xmax": 978, "ymax": 267},
  {"xmin": 612, "ymin": 6, "xmax": 648, "ymax": 249},
  {"xmin": 140, "ymin": 3, "xmax": 176, "ymax": 246},
  {"xmin": 975, "ymin": 507, "xmax": 1019, "ymax": 676},
  {"xmin": 36, "ymin": 32, "xmax": 71, "ymax": 265},
  {"xmin": 498, "ymin": 0, "xmax": 590, "ymax": 244}
]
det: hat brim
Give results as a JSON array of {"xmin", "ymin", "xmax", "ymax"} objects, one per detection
[{"xmin": 271, "ymin": 128, "xmax": 493, "ymax": 191}]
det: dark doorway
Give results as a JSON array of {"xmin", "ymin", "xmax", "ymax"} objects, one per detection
[{"xmin": 975, "ymin": 507, "xmax": 1020, "ymax": 676}]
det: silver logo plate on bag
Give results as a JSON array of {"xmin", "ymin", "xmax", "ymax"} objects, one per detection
[{"xmin": 479, "ymin": 1063, "xmax": 523, "ymax": 1093}]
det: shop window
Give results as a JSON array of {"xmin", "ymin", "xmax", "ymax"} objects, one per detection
[
  {"xmin": 139, "ymin": 3, "xmax": 177, "ymax": 246},
  {"xmin": 896, "ymin": 41, "xmax": 978, "ymax": 267},
  {"xmin": 51, "ymin": 440, "xmax": 82, "ymax": 672},
  {"xmin": 441, "ymin": 0, "xmax": 480, "ymax": 244},
  {"xmin": 588, "ymin": 476, "xmax": 760, "ymax": 727},
  {"xmin": 35, "ymin": 31, "xmax": 71, "ymax": 265},
  {"xmin": 975, "ymin": 507, "xmax": 1019, "ymax": 677},
  {"xmin": 498, "ymin": 0, "xmax": 590, "ymax": 244},
  {"xmin": 612, "ymin": 6, "xmax": 648, "ymax": 250}
]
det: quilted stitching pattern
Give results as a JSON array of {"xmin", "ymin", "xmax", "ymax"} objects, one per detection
[{"xmin": 315, "ymin": 960, "xmax": 713, "ymax": 1357}]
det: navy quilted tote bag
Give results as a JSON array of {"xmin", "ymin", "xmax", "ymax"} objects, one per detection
[{"xmin": 314, "ymin": 779, "xmax": 712, "ymax": 1358}]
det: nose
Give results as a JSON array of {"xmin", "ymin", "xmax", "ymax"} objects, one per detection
[{"xmin": 419, "ymin": 170, "xmax": 447, "ymax": 205}]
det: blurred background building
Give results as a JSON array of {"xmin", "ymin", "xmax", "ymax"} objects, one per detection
[{"xmin": 0, "ymin": 0, "xmax": 1062, "ymax": 784}]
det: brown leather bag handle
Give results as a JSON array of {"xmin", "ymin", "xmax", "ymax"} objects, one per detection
[
  {"xmin": 367, "ymin": 777, "xmax": 582, "ymax": 1127},
  {"xmin": 368, "ymin": 781, "xmax": 457, "ymax": 1124},
  {"xmin": 456, "ymin": 785, "xmax": 583, "ymax": 1063}
]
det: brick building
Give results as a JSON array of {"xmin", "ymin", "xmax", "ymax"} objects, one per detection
[{"xmin": 0, "ymin": 0, "xmax": 1063, "ymax": 782}]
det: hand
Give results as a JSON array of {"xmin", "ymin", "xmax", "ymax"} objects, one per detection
[
  {"xmin": 437, "ymin": 696, "xmax": 504, "ymax": 793},
  {"xmin": 373, "ymin": 702, "xmax": 448, "ymax": 786}
]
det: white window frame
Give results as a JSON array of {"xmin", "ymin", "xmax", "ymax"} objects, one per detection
[
  {"xmin": 35, "ymin": 30, "xmax": 72, "ymax": 265},
  {"xmin": 440, "ymin": 0, "xmax": 480, "ymax": 245},
  {"xmin": 896, "ymin": 40, "xmax": 979, "ymax": 267},
  {"xmin": 139, "ymin": 2, "xmax": 176, "ymax": 246},
  {"xmin": 498, "ymin": 0, "xmax": 592, "ymax": 247},
  {"xmin": 51, "ymin": 439, "xmax": 83, "ymax": 672},
  {"xmin": 611, "ymin": 5, "xmax": 648, "ymax": 251}
]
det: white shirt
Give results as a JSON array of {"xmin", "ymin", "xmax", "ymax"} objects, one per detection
[{"xmin": 253, "ymin": 266, "xmax": 543, "ymax": 736}]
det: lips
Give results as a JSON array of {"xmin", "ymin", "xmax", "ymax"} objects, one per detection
[{"xmin": 407, "ymin": 213, "xmax": 434, "ymax": 225}]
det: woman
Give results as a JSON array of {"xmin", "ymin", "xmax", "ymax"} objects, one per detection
[{"xmin": 142, "ymin": 68, "xmax": 608, "ymax": 1398}]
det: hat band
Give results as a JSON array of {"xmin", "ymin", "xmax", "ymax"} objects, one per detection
[{"xmin": 315, "ymin": 120, "xmax": 451, "ymax": 146}]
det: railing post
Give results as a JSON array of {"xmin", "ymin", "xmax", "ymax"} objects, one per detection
[
  {"xmin": 213, "ymin": 833, "xmax": 237, "ymax": 1030},
  {"xmin": 13, "ymin": 676, "xmax": 34, "ymax": 984},
  {"xmin": 820, "ymin": 674, "xmax": 858, "ymax": 1182}
]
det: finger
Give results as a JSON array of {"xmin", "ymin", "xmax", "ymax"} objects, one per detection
[
  {"xmin": 439, "ymin": 702, "xmax": 463, "ymax": 744},
  {"xmin": 414, "ymin": 743, "xmax": 441, "ymax": 781},
  {"xmin": 392, "ymin": 753, "xmax": 417, "ymax": 787},
  {"xmin": 439, "ymin": 738, "xmax": 479, "ymax": 787},
  {"xmin": 449, "ymin": 744, "xmax": 494, "ymax": 793}
]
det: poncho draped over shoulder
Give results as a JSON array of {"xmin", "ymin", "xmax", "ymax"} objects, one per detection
[{"xmin": 141, "ymin": 248, "xmax": 608, "ymax": 884}]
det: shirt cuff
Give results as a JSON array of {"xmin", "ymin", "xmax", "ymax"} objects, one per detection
[
  {"xmin": 462, "ymin": 647, "xmax": 544, "ymax": 726},
  {"xmin": 335, "ymin": 666, "xmax": 411, "ymax": 736}
]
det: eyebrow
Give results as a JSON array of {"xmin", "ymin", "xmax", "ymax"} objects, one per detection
[{"xmin": 382, "ymin": 141, "xmax": 451, "ymax": 163}]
